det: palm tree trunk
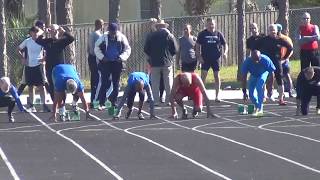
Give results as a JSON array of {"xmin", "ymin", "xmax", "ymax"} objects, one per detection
[
  {"xmin": 0, "ymin": 0, "xmax": 6, "ymax": 76},
  {"xmin": 275, "ymin": 0, "xmax": 289, "ymax": 34},
  {"xmin": 109, "ymin": 0, "xmax": 120, "ymax": 23},
  {"xmin": 237, "ymin": 0, "xmax": 245, "ymax": 81},
  {"xmin": 56, "ymin": 0, "xmax": 75, "ymax": 65},
  {"xmin": 38, "ymin": 0, "xmax": 51, "ymax": 26},
  {"xmin": 151, "ymin": 0, "xmax": 161, "ymax": 19}
]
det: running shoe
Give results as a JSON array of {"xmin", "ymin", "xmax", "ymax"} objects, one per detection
[
  {"xmin": 252, "ymin": 109, "xmax": 263, "ymax": 117},
  {"xmin": 278, "ymin": 100, "xmax": 287, "ymax": 106},
  {"xmin": 182, "ymin": 108, "xmax": 188, "ymax": 119},
  {"xmin": 8, "ymin": 115, "xmax": 15, "ymax": 123},
  {"xmin": 125, "ymin": 109, "xmax": 132, "ymax": 119},
  {"xmin": 137, "ymin": 113, "xmax": 145, "ymax": 120}
]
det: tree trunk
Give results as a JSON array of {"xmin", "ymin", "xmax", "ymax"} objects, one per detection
[
  {"xmin": 237, "ymin": 0, "xmax": 245, "ymax": 81},
  {"xmin": 38, "ymin": 0, "xmax": 51, "ymax": 26},
  {"xmin": 109, "ymin": 0, "xmax": 120, "ymax": 23},
  {"xmin": 56, "ymin": 0, "xmax": 75, "ymax": 65},
  {"xmin": 151, "ymin": 0, "xmax": 161, "ymax": 19},
  {"xmin": 4, "ymin": 0, "xmax": 24, "ymax": 20},
  {"xmin": 0, "ymin": 0, "xmax": 6, "ymax": 76},
  {"xmin": 274, "ymin": 0, "xmax": 289, "ymax": 34}
]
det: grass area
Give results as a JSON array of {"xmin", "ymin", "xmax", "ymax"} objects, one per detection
[{"xmin": 81, "ymin": 60, "xmax": 301, "ymax": 91}]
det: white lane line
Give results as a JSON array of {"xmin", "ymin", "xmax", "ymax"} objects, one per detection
[
  {"xmin": 0, "ymin": 130, "xmax": 41, "ymax": 133},
  {"xmin": 0, "ymin": 121, "xmax": 79, "ymax": 131},
  {"xmin": 268, "ymin": 124, "xmax": 320, "ymax": 128},
  {"xmin": 0, "ymin": 147, "xmax": 20, "ymax": 180},
  {"xmin": 28, "ymin": 112, "xmax": 124, "ymax": 180},
  {"xmin": 80, "ymin": 109, "xmax": 232, "ymax": 180}
]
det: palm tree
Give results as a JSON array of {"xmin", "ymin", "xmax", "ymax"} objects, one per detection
[
  {"xmin": 0, "ymin": 0, "xmax": 6, "ymax": 76},
  {"xmin": 272, "ymin": 0, "xmax": 289, "ymax": 33},
  {"xmin": 109, "ymin": 0, "xmax": 120, "ymax": 23},
  {"xmin": 56, "ymin": 0, "xmax": 75, "ymax": 65},
  {"xmin": 237, "ymin": 0, "xmax": 245, "ymax": 81},
  {"xmin": 38, "ymin": 0, "xmax": 51, "ymax": 26}
]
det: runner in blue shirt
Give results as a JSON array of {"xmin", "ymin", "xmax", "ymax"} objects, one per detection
[
  {"xmin": 114, "ymin": 72, "xmax": 155, "ymax": 120},
  {"xmin": 0, "ymin": 77, "xmax": 25, "ymax": 122},
  {"xmin": 241, "ymin": 50, "xmax": 276, "ymax": 116},
  {"xmin": 50, "ymin": 64, "xmax": 93, "ymax": 121}
]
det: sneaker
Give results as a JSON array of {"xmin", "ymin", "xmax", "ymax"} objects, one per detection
[
  {"xmin": 252, "ymin": 109, "xmax": 263, "ymax": 117},
  {"xmin": 268, "ymin": 96, "xmax": 276, "ymax": 102},
  {"xmin": 29, "ymin": 106, "xmax": 37, "ymax": 113},
  {"xmin": 98, "ymin": 105, "xmax": 106, "ymax": 111},
  {"xmin": 192, "ymin": 110, "xmax": 199, "ymax": 118},
  {"xmin": 182, "ymin": 108, "xmax": 188, "ymax": 119},
  {"xmin": 125, "ymin": 109, "xmax": 132, "ymax": 119},
  {"xmin": 72, "ymin": 104, "xmax": 79, "ymax": 111},
  {"xmin": 42, "ymin": 104, "xmax": 51, "ymax": 112},
  {"xmin": 59, "ymin": 114, "xmax": 66, "ymax": 122},
  {"xmin": 317, "ymin": 108, "xmax": 320, "ymax": 115},
  {"xmin": 215, "ymin": 98, "xmax": 221, "ymax": 103},
  {"xmin": 278, "ymin": 100, "xmax": 287, "ymax": 106},
  {"xmin": 8, "ymin": 115, "xmax": 15, "ymax": 123},
  {"xmin": 138, "ymin": 113, "xmax": 145, "ymax": 120}
]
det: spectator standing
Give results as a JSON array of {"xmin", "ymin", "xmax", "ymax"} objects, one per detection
[
  {"xmin": 87, "ymin": 19, "xmax": 104, "ymax": 107},
  {"xmin": 297, "ymin": 12, "xmax": 320, "ymax": 70},
  {"xmin": 176, "ymin": 24, "xmax": 197, "ymax": 72},
  {"xmin": 94, "ymin": 23, "xmax": 131, "ymax": 108},
  {"xmin": 144, "ymin": 19, "xmax": 177, "ymax": 105},
  {"xmin": 196, "ymin": 18, "xmax": 228, "ymax": 102}
]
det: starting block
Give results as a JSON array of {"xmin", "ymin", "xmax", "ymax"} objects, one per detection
[
  {"xmin": 238, "ymin": 104, "xmax": 255, "ymax": 115},
  {"xmin": 105, "ymin": 100, "xmax": 112, "ymax": 108},
  {"xmin": 92, "ymin": 101, "xmax": 99, "ymax": 109},
  {"xmin": 107, "ymin": 106, "xmax": 118, "ymax": 116},
  {"xmin": 66, "ymin": 110, "xmax": 80, "ymax": 121}
]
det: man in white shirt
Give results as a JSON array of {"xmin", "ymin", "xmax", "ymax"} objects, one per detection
[{"xmin": 18, "ymin": 26, "xmax": 50, "ymax": 112}]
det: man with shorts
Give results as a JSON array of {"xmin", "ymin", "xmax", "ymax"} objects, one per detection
[
  {"xmin": 18, "ymin": 26, "xmax": 50, "ymax": 112},
  {"xmin": 241, "ymin": 50, "xmax": 276, "ymax": 117},
  {"xmin": 176, "ymin": 24, "xmax": 197, "ymax": 72},
  {"xmin": 114, "ymin": 72, "xmax": 155, "ymax": 120},
  {"xmin": 170, "ymin": 72, "xmax": 214, "ymax": 119},
  {"xmin": 0, "ymin": 77, "xmax": 25, "ymax": 122},
  {"xmin": 196, "ymin": 18, "xmax": 228, "ymax": 102},
  {"xmin": 297, "ymin": 12, "xmax": 320, "ymax": 70},
  {"xmin": 50, "ymin": 64, "xmax": 93, "ymax": 121},
  {"xmin": 257, "ymin": 24, "xmax": 293, "ymax": 105},
  {"xmin": 296, "ymin": 66, "xmax": 320, "ymax": 115}
]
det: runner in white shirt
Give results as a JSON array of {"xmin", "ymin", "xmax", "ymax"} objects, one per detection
[{"xmin": 18, "ymin": 26, "xmax": 50, "ymax": 112}]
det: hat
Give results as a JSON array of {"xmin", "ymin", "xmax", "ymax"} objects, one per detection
[
  {"xmin": 108, "ymin": 23, "xmax": 118, "ymax": 32},
  {"xmin": 155, "ymin": 19, "xmax": 169, "ymax": 28},
  {"xmin": 276, "ymin": 23, "xmax": 282, "ymax": 32},
  {"xmin": 35, "ymin": 20, "xmax": 45, "ymax": 29}
]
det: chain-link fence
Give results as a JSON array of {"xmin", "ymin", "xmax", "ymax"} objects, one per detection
[{"xmin": 5, "ymin": 7, "xmax": 320, "ymax": 86}]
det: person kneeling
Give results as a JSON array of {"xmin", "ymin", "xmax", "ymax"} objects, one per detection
[
  {"xmin": 170, "ymin": 72, "xmax": 214, "ymax": 119},
  {"xmin": 296, "ymin": 66, "xmax": 320, "ymax": 115},
  {"xmin": 0, "ymin": 77, "xmax": 25, "ymax": 122},
  {"xmin": 50, "ymin": 64, "xmax": 93, "ymax": 121},
  {"xmin": 114, "ymin": 72, "xmax": 155, "ymax": 120}
]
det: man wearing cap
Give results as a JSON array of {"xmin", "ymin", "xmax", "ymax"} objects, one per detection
[
  {"xmin": 296, "ymin": 66, "xmax": 320, "ymax": 115},
  {"xmin": 87, "ymin": 19, "xmax": 104, "ymax": 108},
  {"xmin": 94, "ymin": 23, "xmax": 131, "ymax": 109},
  {"xmin": 50, "ymin": 64, "xmax": 92, "ymax": 121},
  {"xmin": 144, "ymin": 19, "xmax": 177, "ymax": 105},
  {"xmin": 297, "ymin": 12, "xmax": 320, "ymax": 70},
  {"xmin": 35, "ymin": 24, "xmax": 75, "ymax": 101},
  {"xmin": 0, "ymin": 77, "xmax": 25, "ymax": 122}
]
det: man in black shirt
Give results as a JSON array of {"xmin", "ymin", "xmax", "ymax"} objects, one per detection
[
  {"xmin": 246, "ymin": 23, "xmax": 264, "ymax": 55},
  {"xmin": 257, "ymin": 24, "xmax": 293, "ymax": 105},
  {"xmin": 296, "ymin": 66, "xmax": 320, "ymax": 115},
  {"xmin": 35, "ymin": 24, "xmax": 75, "ymax": 101}
]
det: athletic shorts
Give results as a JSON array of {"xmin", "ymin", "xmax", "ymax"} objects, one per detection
[
  {"xmin": 282, "ymin": 61, "xmax": 290, "ymax": 75},
  {"xmin": 177, "ymin": 87, "xmax": 203, "ymax": 108},
  {"xmin": 201, "ymin": 59, "xmax": 220, "ymax": 71},
  {"xmin": 181, "ymin": 61, "xmax": 197, "ymax": 72},
  {"xmin": 25, "ymin": 65, "xmax": 45, "ymax": 86}
]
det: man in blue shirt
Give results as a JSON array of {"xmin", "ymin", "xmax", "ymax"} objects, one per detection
[
  {"xmin": 0, "ymin": 77, "xmax": 25, "ymax": 122},
  {"xmin": 241, "ymin": 50, "xmax": 276, "ymax": 116},
  {"xmin": 114, "ymin": 72, "xmax": 155, "ymax": 120},
  {"xmin": 51, "ymin": 64, "xmax": 93, "ymax": 121}
]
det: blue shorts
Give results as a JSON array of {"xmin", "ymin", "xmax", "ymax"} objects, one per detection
[
  {"xmin": 201, "ymin": 60, "xmax": 220, "ymax": 71},
  {"xmin": 282, "ymin": 61, "xmax": 290, "ymax": 75}
]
